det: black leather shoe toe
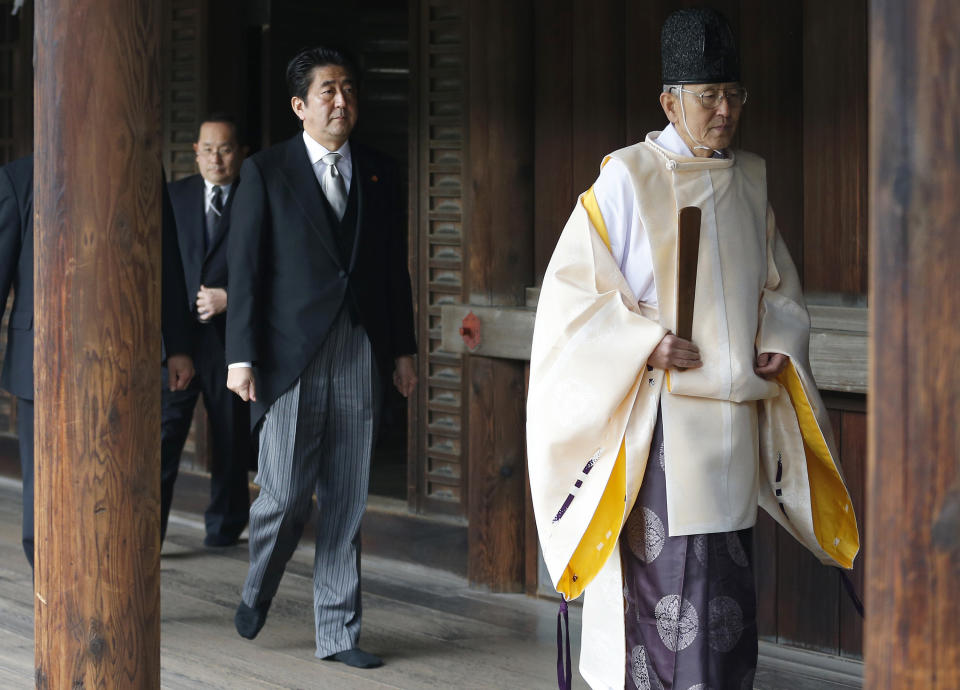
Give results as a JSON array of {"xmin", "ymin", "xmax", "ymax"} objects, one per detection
[{"xmin": 234, "ymin": 599, "xmax": 271, "ymax": 639}]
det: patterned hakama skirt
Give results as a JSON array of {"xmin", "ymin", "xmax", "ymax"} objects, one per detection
[{"xmin": 621, "ymin": 411, "xmax": 758, "ymax": 690}]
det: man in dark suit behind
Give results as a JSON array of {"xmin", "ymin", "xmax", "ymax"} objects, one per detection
[
  {"xmin": 225, "ymin": 46, "xmax": 417, "ymax": 668},
  {"xmin": 161, "ymin": 114, "xmax": 252, "ymax": 547},
  {"xmin": 0, "ymin": 153, "xmax": 196, "ymax": 568}
]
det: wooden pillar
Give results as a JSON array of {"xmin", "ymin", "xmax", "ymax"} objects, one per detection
[
  {"xmin": 34, "ymin": 1, "xmax": 162, "ymax": 687},
  {"xmin": 867, "ymin": 1, "xmax": 960, "ymax": 687},
  {"xmin": 464, "ymin": 0, "xmax": 534, "ymax": 591}
]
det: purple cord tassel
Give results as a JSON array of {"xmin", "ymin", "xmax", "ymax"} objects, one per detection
[
  {"xmin": 556, "ymin": 597, "xmax": 572, "ymax": 690},
  {"xmin": 839, "ymin": 569, "xmax": 865, "ymax": 618}
]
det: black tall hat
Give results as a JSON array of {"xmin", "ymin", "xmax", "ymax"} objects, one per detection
[{"xmin": 661, "ymin": 8, "xmax": 739, "ymax": 84}]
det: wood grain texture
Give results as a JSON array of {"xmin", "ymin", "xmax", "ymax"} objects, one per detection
[
  {"xmin": 867, "ymin": 1, "xmax": 960, "ymax": 687},
  {"xmin": 0, "ymin": 482, "xmax": 587, "ymax": 689},
  {"xmin": 439, "ymin": 304, "xmax": 535, "ymax": 359},
  {"xmin": 463, "ymin": 0, "xmax": 534, "ymax": 590},
  {"xmin": 466, "ymin": 357, "xmax": 527, "ymax": 591},
  {"xmin": 739, "ymin": 0, "xmax": 804, "ymax": 275},
  {"xmin": 802, "ymin": 0, "xmax": 869, "ymax": 294},
  {"xmin": 753, "ymin": 511, "xmax": 779, "ymax": 642},
  {"xmin": 838, "ymin": 410, "xmax": 865, "ymax": 659},
  {"xmin": 466, "ymin": 0, "xmax": 534, "ymax": 307},
  {"xmin": 533, "ymin": 0, "xmax": 573, "ymax": 282},
  {"xmin": 523, "ymin": 364, "xmax": 540, "ymax": 595},
  {"xmin": 33, "ymin": 0, "xmax": 163, "ymax": 687},
  {"xmin": 675, "ymin": 206, "xmax": 701, "ymax": 341},
  {"xmin": 623, "ymin": 0, "xmax": 665, "ymax": 147},
  {"xmin": 571, "ymin": 0, "xmax": 625, "ymax": 198}
]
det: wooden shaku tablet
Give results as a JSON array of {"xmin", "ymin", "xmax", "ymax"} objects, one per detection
[{"xmin": 676, "ymin": 206, "xmax": 701, "ymax": 342}]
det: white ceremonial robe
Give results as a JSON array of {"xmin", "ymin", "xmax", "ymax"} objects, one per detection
[{"xmin": 526, "ymin": 132, "xmax": 860, "ymax": 689}]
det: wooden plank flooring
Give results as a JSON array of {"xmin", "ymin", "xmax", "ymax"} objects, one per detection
[
  {"xmin": 0, "ymin": 478, "xmax": 581, "ymax": 689},
  {"xmin": 0, "ymin": 476, "xmax": 862, "ymax": 689}
]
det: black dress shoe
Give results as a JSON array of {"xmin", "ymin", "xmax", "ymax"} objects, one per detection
[
  {"xmin": 323, "ymin": 648, "xmax": 383, "ymax": 669},
  {"xmin": 234, "ymin": 599, "xmax": 271, "ymax": 639},
  {"xmin": 204, "ymin": 533, "xmax": 240, "ymax": 548}
]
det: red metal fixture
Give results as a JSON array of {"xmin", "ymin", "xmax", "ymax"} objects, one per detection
[{"xmin": 460, "ymin": 311, "xmax": 481, "ymax": 351}]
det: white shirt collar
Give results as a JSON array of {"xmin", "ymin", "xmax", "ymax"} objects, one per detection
[
  {"xmin": 655, "ymin": 124, "xmax": 695, "ymax": 157},
  {"xmin": 302, "ymin": 130, "xmax": 352, "ymax": 168},
  {"xmin": 202, "ymin": 178, "xmax": 233, "ymax": 197}
]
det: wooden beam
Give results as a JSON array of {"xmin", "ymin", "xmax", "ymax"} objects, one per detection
[
  {"xmin": 867, "ymin": 1, "xmax": 960, "ymax": 688},
  {"xmin": 440, "ymin": 304, "xmax": 535, "ymax": 360},
  {"xmin": 34, "ymin": 0, "xmax": 162, "ymax": 686},
  {"xmin": 440, "ymin": 301, "xmax": 869, "ymax": 393}
]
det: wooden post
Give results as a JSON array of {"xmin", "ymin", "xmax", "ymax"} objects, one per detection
[
  {"xmin": 464, "ymin": 0, "xmax": 534, "ymax": 591},
  {"xmin": 868, "ymin": 1, "xmax": 960, "ymax": 687},
  {"xmin": 33, "ymin": 1, "xmax": 162, "ymax": 687}
]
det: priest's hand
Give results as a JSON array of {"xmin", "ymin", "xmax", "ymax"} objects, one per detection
[
  {"xmin": 755, "ymin": 352, "xmax": 788, "ymax": 379},
  {"xmin": 227, "ymin": 366, "xmax": 257, "ymax": 402},
  {"xmin": 648, "ymin": 334, "xmax": 702, "ymax": 370}
]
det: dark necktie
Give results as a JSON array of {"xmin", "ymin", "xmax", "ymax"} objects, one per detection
[{"xmin": 206, "ymin": 185, "xmax": 223, "ymax": 249}]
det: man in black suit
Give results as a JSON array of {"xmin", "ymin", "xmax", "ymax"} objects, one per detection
[
  {"xmin": 0, "ymin": 154, "xmax": 196, "ymax": 568},
  {"xmin": 161, "ymin": 115, "xmax": 252, "ymax": 547},
  {"xmin": 225, "ymin": 46, "xmax": 417, "ymax": 668}
]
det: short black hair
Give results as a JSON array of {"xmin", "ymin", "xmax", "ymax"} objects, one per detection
[
  {"xmin": 286, "ymin": 46, "xmax": 359, "ymax": 101},
  {"xmin": 197, "ymin": 112, "xmax": 243, "ymax": 144}
]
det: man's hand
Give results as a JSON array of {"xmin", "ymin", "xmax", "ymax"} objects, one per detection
[
  {"xmin": 392, "ymin": 355, "xmax": 418, "ymax": 398},
  {"xmin": 196, "ymin": 285, "xmax": 227, "ymax": 321},
  {"xmin": 755, "ymin": 352, "xmax": 788, "ymax": 379},
  {"xmin": 227, "ymin": 366, "xmax": 257, "ymax": 402},
  {"xmin": 648, "ymin": 334, "xmax": 702, "ymax": 370},
  {"xmin": 167, "ymin": 354, "xmax": 195, "ymax": 391}
]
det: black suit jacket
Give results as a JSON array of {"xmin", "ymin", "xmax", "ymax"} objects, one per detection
[
  {"xmin": 0, "ymin": 155, "xmax": 195, "ymax": 398},
  {"xmin": 168, "ymin": 173, "xmax": 235, "ymax": 339},
  {"xmin": 226, "ymin": 135, "xmax": 417, "ymax": 426},
  {"xmin": 0, "ymin": 155, "xmax": 35, "ymax": 400}
]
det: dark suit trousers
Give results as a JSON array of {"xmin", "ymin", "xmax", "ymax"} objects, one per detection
[
  {"xmin": 17, "ymin": 397, "xmax": 33, "ymax": 568},
  {"xmin": 161, "ymin": 323, "xmax": 250, "ymax": 542}
]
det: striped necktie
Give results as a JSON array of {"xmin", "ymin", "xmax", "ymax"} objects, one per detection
[{"xmin": 206, "ymin": 185, "xmax": 223, "ymax": 248}]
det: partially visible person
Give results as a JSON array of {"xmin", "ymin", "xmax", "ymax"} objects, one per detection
[
  {"xmin": 0, "ymin": 153, "xmax": 196, "ymax": 569},
  {"xmin": 225, "ymin": 46, "xmax": 417, "ymax": 668},
  {"xmin": 0, "ymin": 154, "xmax": 37, "ymax": 568},
  {"xmin": 161, "ymin": 114, "xmax": 252, "ymax": 547}
]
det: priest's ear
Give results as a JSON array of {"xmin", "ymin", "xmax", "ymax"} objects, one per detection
[{"xmin": 660, "ymin": 87, "xmax": 681, "ymax": 126}]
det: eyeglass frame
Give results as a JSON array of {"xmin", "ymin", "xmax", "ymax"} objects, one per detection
[{"xmin": 670, "ymin": 85, "xmax": 749, "ymax": 110}]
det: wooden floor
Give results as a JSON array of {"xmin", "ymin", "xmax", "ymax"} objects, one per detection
[
  {"xmin": 0, "ymin": 474, "xmax": 864, "ymax": 690},
  {"xmin": 0, "ymin": 478, "xmax": 581, "ymax": 689}
]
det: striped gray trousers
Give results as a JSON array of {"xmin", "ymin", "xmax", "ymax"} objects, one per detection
[{"xmin": 241, "ymin": 309, "xmax": 380, "ymax": 658}]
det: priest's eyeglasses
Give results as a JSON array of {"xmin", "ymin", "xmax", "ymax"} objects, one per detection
[{"xmin": 677, "ymin": 87, "xmax": 748, "ymax": 109}]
